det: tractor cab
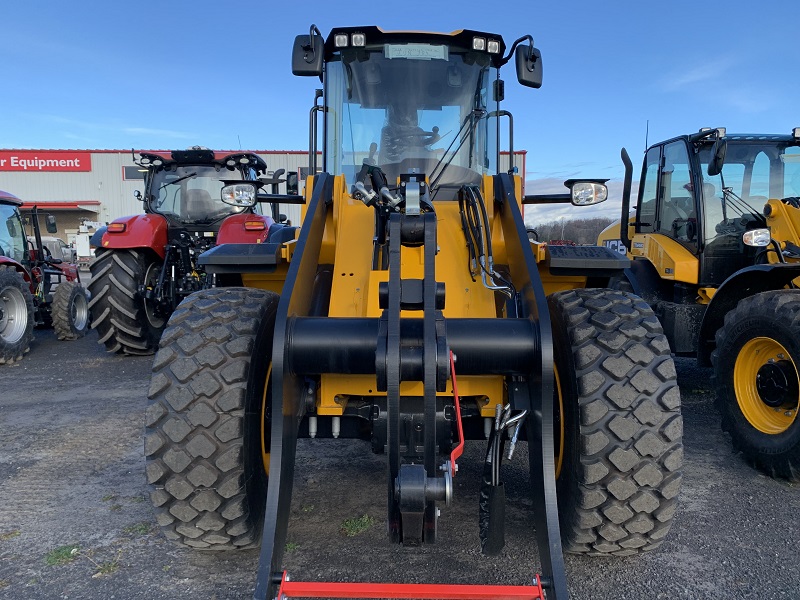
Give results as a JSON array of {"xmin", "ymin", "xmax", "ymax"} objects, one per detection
[
  {"xmin": 295, "ymin": 26, "xmax": 541, "ymax": 198},
  {"xmin": 0, "ymin": 194, "xmax": 29, "ymax": 267},
  {"xmin": 138, "ymin": 148, "xmax": 269, "ymax": 230}
]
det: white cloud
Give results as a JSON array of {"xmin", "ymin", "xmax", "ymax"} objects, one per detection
[{"xmin": 659, "ymin": 58, "xmax": 735, "ymax": 91}]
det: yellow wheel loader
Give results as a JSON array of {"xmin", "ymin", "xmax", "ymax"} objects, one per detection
[
  {"xmin": 599, "ymin": 128, "xmax": 800, "ymax": 480},
  {"xmin": 146, "ymin": 25, "xmax": 683, "ymax": 600}
]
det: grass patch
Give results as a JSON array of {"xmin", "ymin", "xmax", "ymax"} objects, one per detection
[
  {"xmin": 122, "ymin": 522, "xmax": 153, "ymax": 537},
  {"xmin": 341, "ymin": 515, "xmax": 374, "ymax": 537},
  {"xmin": 45, "ymin": 545, "xmax": 80, "ymax": 566},
  {"xmin": 0, "ymin": 580, "xmax": 9, "ymax": 589},
  {"xmin": 109, "ymin": 504, "xmax": 123, "ymax": 512},
  {"xmin": 0, "ymin": 531, "xmax": 20, "ymax": 542},
  {"xmin": 101, "ymin": 494, "xmax": 117, "ymax": 502},
  {"xmin": 285, "ymin": 542, "xmax": 299, "ymax": 552}
]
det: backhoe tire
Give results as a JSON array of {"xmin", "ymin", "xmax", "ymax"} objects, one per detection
[
  {"xmin": 52, "ymin": 280, "xmax": 90, "ymax": 340},
  {"xmin": 88, "ymin": 249, "xmax": 165, "ymax": 355},
  {"xmin": 145, "ymin": 287, "xmax": 279, "ymax": 549},
  {"xmin": 712, "ymin": 291, "xmax": 800, "ymax": 481},
  {"xmin": 0, "ymin": 265, "xmax": 34, "ymax": 365},
  {"xmin": 548, "ymin": 288, "xmax": 682, "ymax": 556}
]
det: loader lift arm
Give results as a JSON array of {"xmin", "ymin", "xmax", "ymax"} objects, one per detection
[{"xmin": 253, "ymin": 172, "xmax": 568, "ymax": 599}]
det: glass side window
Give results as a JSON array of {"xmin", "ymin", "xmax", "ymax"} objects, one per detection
[
  {"xmin": 784, "ymin": 146, "xmax": 800, "ymax": 197},
  {"xmin": 636, "ymin": 147, "xmax": 660, "ymax": 234},
  {"xmin": 750, "ymin": 152, "xmax": 770, "ymax": 199},
  {"xmin": 658, "ymin": 141, "xmax": 695, "ymax": 243},
  {"xmin": 0, "ymin": 205, "xmax": 27, "ymax": 264}
]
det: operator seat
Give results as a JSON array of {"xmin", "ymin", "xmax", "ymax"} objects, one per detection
[{"xmin": 183, "ymin": 189, "xmax": 216, "ymax": 221}]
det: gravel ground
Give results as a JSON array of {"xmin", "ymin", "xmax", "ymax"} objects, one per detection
[{"xmin": 0, "ymin": 329, "xmax": 798, "ymax": 600}]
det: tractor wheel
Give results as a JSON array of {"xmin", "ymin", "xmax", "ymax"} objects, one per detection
[
  {"xmin": 0, "ymin": 265, "xmax": 35, "ymax": 365},
  {"xmin": 88, "ymin": 249, "xmax": 165, "ymax": 354},
  {"xmin": 548, "ymin": 288, "xmax": 683, "ymax": 556},
  {"xmin": 52, "ymin": 280, "xmax": 90, "ymax": 340},
  {"xmin": 145, "ymin": 287, "xmax": 279, "ymax": 548},
  {"xmin": 712, "ymin": 291, "xmax": 800, "ymax": 481}
]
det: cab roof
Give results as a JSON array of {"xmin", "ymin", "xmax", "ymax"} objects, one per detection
[{"xmin": 0, "ymin": 190, "xmax": 22, "ymax": 207}]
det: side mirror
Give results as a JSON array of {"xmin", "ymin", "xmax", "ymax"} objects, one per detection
[
  {"xmin": 279, "ymin": 213, "xmax": 288, "ymax": 223},
  {"xmin": 134, "ymin": 190, "xmax": 143, "ymax": 201},
  {"xmin": 515, "ymin": 44, "xmax": 542, "ymax": 89},
  {"xmin": 292, "ymin": 27, "xmax": 324, "ymax": 77},
  {"xmin": 565, "ymin": 179, "xmax": 609, "ymax": 206},
  {"xmin": 286, "ymin": 171, "xmax": 299, "ymax": 195},
  {"xmin": 221, "ymin": 183, "xmax": 258, "ymax": 208},
  {"xmin": 46, "ymin": 214, "xmax": 58, "ymax": 234},
  {"xmin": 7, "ymin": 220, "xmax": 16, "ymax": 238},
  {"xmin": 708, "ymin": 138, "xmax": 727, "ymax": 176}
]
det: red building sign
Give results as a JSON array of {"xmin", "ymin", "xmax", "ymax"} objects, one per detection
[{"xmin": 0, "ymin": 151, "xmax": 92, "ymax": 172}]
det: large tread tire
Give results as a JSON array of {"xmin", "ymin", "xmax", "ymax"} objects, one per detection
[
  {"xmin": 52, "ymin": 280, "xmax": 90, "ymax": 340},
  {"xmin": 87, "ymin": 249, "xmax": 164, "ymax": 355},
  {"xmin": 145, "ymin": 287, "xmax": 278, "ymax": 549},
  {"xmin": 0, "ymin": 265, "xmax": 35, "ymax": 365},
  {"xmin": 712, "ymin": 290, "xmax": 800, "ymax": 481},
  {"xmin": 548, "ymin": 288, "xmax": 683, "ymax": 556}
]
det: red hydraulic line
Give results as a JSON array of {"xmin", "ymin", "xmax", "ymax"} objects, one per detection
[
  {"xmin": 277, "ymin": 572, "xmax": 545, "ymax": 599},
  {"xmin": 448, "ymin": 351, "xmax": 464, "ymax": 477}
]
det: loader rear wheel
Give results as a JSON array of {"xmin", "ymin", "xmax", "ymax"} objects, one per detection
[
  {"xmin": 548, "ymin": 288, "xmax": 682, "ymax": 556},
  {"xmin": 52, "ymin": 280, "xmax": 90, "ymax": 340},
  {"xmin": 88, "ymin": 249, "xmax": 164, "ymax": 355},
  {"xmin": 0, "ymin": 265, "xmax": 34, "ymax": 365},
  {"xmin": 145, "ymin": 287, "xmax": 279, "ymax": 549},
  {"xmin": 712, "ymin": 291, "xmax": 800, "ymax": 481}
]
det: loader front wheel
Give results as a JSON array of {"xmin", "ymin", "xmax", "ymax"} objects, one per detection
[
  {"xmin": 548, "ymin": 289, "xmax": 682, "ymax": 556},
  {"xmin": 88, "ymin": 249, "xmax": 164, "ymax": 354},
  {"xmin": 52, "ymin": 280, "xmax": 90, "ymax": 340},
  {"xmin": 145, "ymin": 287, "xmax": 279, "ymax": 549},
  {"xmin": 712, "ymin": 291, "xmax": 800, "ymax": 481},
  {"xmin": 0, "ymin": 265, "xmax": 34, "ymax": 365}
]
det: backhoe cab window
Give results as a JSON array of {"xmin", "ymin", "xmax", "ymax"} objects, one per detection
[
  {"xmin": 149, "ymin": 165, "xmax": 250, "ymax": 224},
  {"xmin": 325, "ymin": 43, "xmax": 499, "ymax": 197}
]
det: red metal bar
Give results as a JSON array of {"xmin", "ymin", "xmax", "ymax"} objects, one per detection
[
  {"xmin": 277, "ymin": 572, "xmax": 545, "ymax": 599},
  {"xmin": 448, "ymin": 351, "xmax": 464, "ymax": 477}
]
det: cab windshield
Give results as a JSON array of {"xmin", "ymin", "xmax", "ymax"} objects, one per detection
[
  {"xmin": 0, "ymin": 204, "xmax": 27, "ymax": 264},
  {"xmin": 147, "ymin": 164, "xmax": 252, "ymax": 224},
  {"xmin": 700, "ymin": 141, "xmax": 800, "ymax": 243},
  {"xmin": 325, "ymin": 43, "xmax": 499, "ymax": 197}
]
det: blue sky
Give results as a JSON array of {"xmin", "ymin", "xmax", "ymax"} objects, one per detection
[{"xmin": 1, "ymin": 1, "xmax": 798, "ymax": 223}]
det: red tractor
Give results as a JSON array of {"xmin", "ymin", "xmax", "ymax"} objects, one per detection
[
  {"xmin": 88, "ymin": 147, "xmax": 283, "ymax": 355},
  {"xmin": 0, "ymin": 190, "xmax": 90, "ymax": 364}
]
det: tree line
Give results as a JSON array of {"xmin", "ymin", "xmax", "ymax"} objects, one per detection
[{"xmin": 526, "ymin": 216, "xmax": 616, "ymax": 245}]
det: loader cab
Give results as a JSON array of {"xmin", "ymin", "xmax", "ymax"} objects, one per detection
[
  {"xmin": 633, "ymin": 132, "xmax": 799, "ymax": 286},
  {"xmin": 296, "ymin": 26, "xmax": 541, "ymax": 199}
]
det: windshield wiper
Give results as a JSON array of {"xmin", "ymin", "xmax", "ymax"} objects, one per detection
[
  {"xmin": 158, "ymin": 172, "xmax": 197, "ymax": 193},
  {"xmin": 429, "ymin": 109, "xmax": 485, "ymax": 195}
]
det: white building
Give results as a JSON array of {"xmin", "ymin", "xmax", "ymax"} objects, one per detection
[{"xmin": 0, "ymin": 148, "xmax": 526, "ymax": 245}]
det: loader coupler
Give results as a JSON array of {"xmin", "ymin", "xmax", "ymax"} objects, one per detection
[{"xmin": 254, "ymin": 173, "xmax": 568, "ymax": 600}]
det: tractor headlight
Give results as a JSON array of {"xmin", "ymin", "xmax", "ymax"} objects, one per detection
[
  {"xmin": 472, "ymin": 37, "xmax": 486, "ymax": 51},
  {"xmin": 571, "ymin": 182, "xmax": 608, "ymax": 206},
  {"xmin": 351, "ymin": 33, "xmax": 366, "ymax": 47},
  {"xmin": 743, "ymin": 228, "xmax": 771, "ymax": 247},
  {"xmin": 221, "ymin": 183, "xmax": 257, "ymax": 207},
  {"xmin": 334, "ymin": 33, "xmax": 349, "ymax": 48},
  {"xmin": 487, "ymin": 39, "xmax": 500, "ymax": 54}
]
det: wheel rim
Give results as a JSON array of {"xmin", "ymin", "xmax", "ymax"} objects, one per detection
[
  {"xmin": 0, "ymin": 285, "xmax": 28, "ymax": 344},
  {"xmin": 70, "ymin": 288, "xmax": 89, "ymax": 331},
  {"xmin": 143, "ymin": 262, "xmax": 165, "ymax": 329},
  {"xmin": 554, "ymin": 366, "xmax": 565, "ymax": 478},
  {"xmin": 734, "ymin": 337, "xmax": 799, "ymax": 434}
]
